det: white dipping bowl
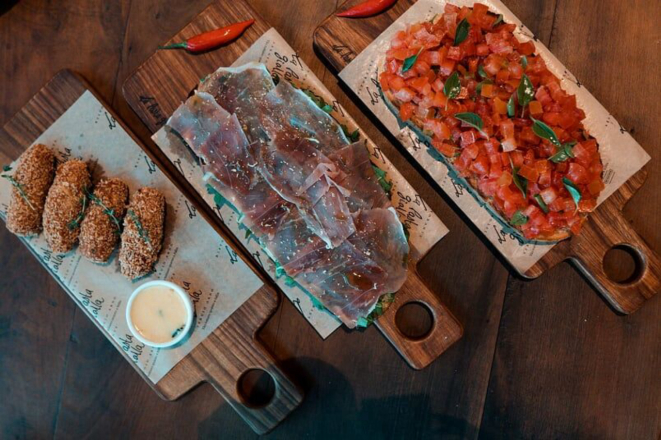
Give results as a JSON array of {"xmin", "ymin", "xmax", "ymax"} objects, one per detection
[{"xmin": 126, "ymin": 280, "xmax": 194, "ymax": 349}]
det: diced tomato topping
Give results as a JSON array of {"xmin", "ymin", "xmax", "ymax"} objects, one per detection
[
  {"xmin": 566, "ymin": 162, "xmax": 590, "ymax": 184},
  {"xmin": 529, "ymin": 100, "xmax": 543, "ymax": 115},
  {"xmin": 399, "ymin": 102, "xmax": 416, "ymax": 121},
  {"xmin": 518, "ymin": 164, "xmax": 539, "ymax": 182},
  {"xmin": 587, "ymin": 179, "xmax": 605, "ymax": 196},
  {"xmin": 381, "ymin": 3, "xmax": 604, "ymax": 239}
]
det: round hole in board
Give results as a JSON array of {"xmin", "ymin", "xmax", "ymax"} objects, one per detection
[
  {"xmin": 395, "ymin": 301, "xmax": 434, "ymax": 340},
  {"xmin": 603, "ymin": 244, "xmax": 645, "ymax": 284},
  {"xmin": 237, "ymin": 369, "xmax": 275, "ymax": 408}
]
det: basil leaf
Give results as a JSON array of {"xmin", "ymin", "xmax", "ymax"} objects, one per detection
[
  {"xmin": 478, "ymin": 64, "xmax": 490, "ymax": 80},
  {"xmin": 443, "ymin": 71, "xmax": 461, "ymax": 99},
  {"xmin": 454, "ymin": 18, "xmax": 470, "ymax": 45},
  {"xmin": 2, "ymin": 165, "xmax": 11, "ymax": 172},
  {"xmin": 510, "ymin": 210, "xmax": 529, "ymax": 226},
  {"xmin": 517, "ymin": 74, "xmax": 534, "ymax": 110},
  {"xmin": 532, "ymin": 118, "xmax": 561, "ymax": 147},
  {"xmin": 563, "ymin": 177, "xmax": 582, "ymax": 210},
  {"xmin": 507, "ymin": 95, "xmax": 515, "ymax": 117},
  {"xmin": 549, "ymin": 142, "xmax": 577, "ymax": 163},
  {"xmin": 521, "ymin": 55, "xmax": 528, "ymax": 70},
  {"xmin": 455, "ymin": 112, "xmax": 484, "ymax": 131},
  {"xmin": 549, "ymin": 149, "xmax": 569, "ymax": 163},
  {"xmin": 512, "ymin": 167, "xmax": 528, "ymax": 198},
  {"xmin": 402, "ymin": 47, "xmax": 424, "ymax": 73},
  {"xmin": 476, "ymin": 79, "xmax": 493, "ymax": 95},
  {"xmin": 493, "ymin": 14, "xmax": 504, "ymax": 27},
  {"xmin": 534, "ymin": 194, "xmax": 549, "ymax": 213}
]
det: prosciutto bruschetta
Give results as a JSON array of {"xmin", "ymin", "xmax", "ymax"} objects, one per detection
[{"xmin": 379, "ymin": 2, "xmax": 604, "ymax": 242}]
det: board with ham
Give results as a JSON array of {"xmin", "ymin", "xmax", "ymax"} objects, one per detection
[{"xmin": 123, "ymin": 0, "xmax": 463, "ymax": 374}]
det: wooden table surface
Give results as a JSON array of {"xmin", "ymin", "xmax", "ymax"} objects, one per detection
[{"xmin": 1, "ymin": 0, "xmax": 659, "ymax": 438}]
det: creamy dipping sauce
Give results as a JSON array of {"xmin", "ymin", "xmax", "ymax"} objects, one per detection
[{"xmin": 130, "ymin": 285, "xmax": 189, "ymax": 344}]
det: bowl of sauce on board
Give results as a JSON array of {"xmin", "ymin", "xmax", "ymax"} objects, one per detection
[{"xmin": 126, "ymin": 280, "xmax": 194, "ymax": 348}]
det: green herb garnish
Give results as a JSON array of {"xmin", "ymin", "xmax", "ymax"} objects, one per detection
[
  {"xmin": 1, "ymin": 166, "xmax": 36, "ymax": 212},
  {"xmin": 67, "ymin": 193, "xmax": 88, "ymax": 231},
  {"xmin": 455, "ymin": 112, "xmax": 484, "ymax": 132},
  {"xmin": 356, "ymin": 292, "xmax": 396, "ymax": 328},
  {"xmin": 372, "ymin": 165, "xmax": 393, "ymax": 196},
  {"xmin": 510, "ymin": 210, "xmax": 529, "ymax": 226},
  {"xmin": 341, "ymin": 124, "xmax": 360, "ymax": 142},
  {"xmin": 171, "ymin": 325, "xmax": 185, "ymax": 338},
  {"xmin": 402, "ymin": 46, "xmax": 424, "ymax": 73},
  {"xmin": 302, "ymin": 89, "xmax": 333, "ymax": 113},
  {"xmin": 562, "ymin": 177, "xmax": 582, "ymax": 211},
  {"xmin": 521, "ymin": 55, "xmax": 528, "ymax": 70},
  {"xmin": 478, "ymin": 64, "xmax": 490, "ymax": 80},
  {"xmin": 85, "ymin": 188, "xmax": 122, "ymax": 233},
  {"xmin": 531, "ymin": 118, "xmax": 561, "ymax": 147},
  {"xmin": 534, "ymin": 194, "xmax": 549, "ymax": 213},
  {"xmin": 549, "ymin": 141, "xmax": 577, "ymax": 163},
  {"xmin": 206, "ymin": 183, "xmax": 227, "ymax": 209},
  {"xmin": 507, "ymin": 95, "xmax": 515, "ymax": 118},
  {"xmin": 127, "ymin": 209, "xmax": 151, "ymax": 245},
  {"xmin": 443, "ymin": 71, "xmax": 461, "ymax": 100},
  {"xmin": 454, "ymin": 18, "xmax": 470, "ymax": 45},
  {"xmin": 517, "ymin": 74, "xmax": 534, "ymax": 116},
  {"xmin": 510, "ymin": 158, "xmax": 528, "ymax": 198},
  {"xmin": 493, "ymin": 14, "xmax": 504, "ymax": 27}
]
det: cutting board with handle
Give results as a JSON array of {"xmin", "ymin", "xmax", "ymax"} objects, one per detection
[
  {"xmin": 123, "ymin": 0, "xmax": 462, "ymax": 370},
  {"xmin": 313, "ymin": 0, "xmax": 660, "ymax": 314},
  {"xmin": 0, "ymin": 69, "xmax": 303, "ymax": 435}
]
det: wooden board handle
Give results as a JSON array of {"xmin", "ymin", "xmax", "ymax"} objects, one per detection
[
  {"xmin": 569, "ymin": 207, "xmax": 660, "ymax": 314},
  {"xmin": 201, "ymin": 333, "xmax": 303, "ymax": 435},
  {"xmin": 376, "ymin": 261, "xmax": 463, "ymax": 369}
]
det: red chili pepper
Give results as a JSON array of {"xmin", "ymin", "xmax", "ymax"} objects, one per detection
[
  {"xmin": 336, "ymin": 0, "xmax": 397, "ymax": 18},
  {"xmin": 159, "ymin": 19, "xmax": 255, "ymax": 53}
]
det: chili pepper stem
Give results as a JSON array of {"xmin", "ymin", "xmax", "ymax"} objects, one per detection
[{"xmin": 158, "ymin": 42, "xmax": 188, "ymax": 50}]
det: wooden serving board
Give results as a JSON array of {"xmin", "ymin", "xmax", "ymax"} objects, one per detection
[
  {"xmin": 0, "ymin": 69, "xmax": 303, "ymax": 435},
  {"xmin": 313, "ymin": 0, "xmax": 660, "ymax": 314},
  {"xmin": 123, "ymin": 0, "xmax": 462, "ymax": 370}
]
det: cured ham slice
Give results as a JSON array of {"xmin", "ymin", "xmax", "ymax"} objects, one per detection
[{"xmin": 166, "ymin": 63, "xmax": 409, "ymax": 328}]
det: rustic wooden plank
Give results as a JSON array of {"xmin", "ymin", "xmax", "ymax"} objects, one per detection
[
  {"xmin": 0, "ymin": 67, "xmax": 303, "ymax": 434},
  {"xmin": 314, "ymin": 1, "xmax": 660, "ymax": 314},
  {"xmin": 479, "ymin": 0, "xmax": 661, "ymax": 438},
  {"xmin": 122, "ymin": 0, "xmax": 463, "ymax": 370}
]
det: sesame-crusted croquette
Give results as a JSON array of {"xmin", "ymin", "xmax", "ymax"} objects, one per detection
[
  {"xmin": 6, "ymin": 144, "xmax": 56, "ymax": 236},
  {"xmin": 79, "ymin": 178, "xmax": 129, "ymax": 263},
  {"xmin": 43, "ymin": 160, "xmax": 91, "ymax": 253},
  {"xmin": 119, "ymin": 187, "xmax": 165, "ymax": 280}
]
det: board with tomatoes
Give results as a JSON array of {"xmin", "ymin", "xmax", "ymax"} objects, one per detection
[{"xmin": 379, "ymin": 2, "xmax": 605, "ymax": 242}]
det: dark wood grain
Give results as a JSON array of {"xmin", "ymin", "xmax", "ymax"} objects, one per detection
[
  {"xmin": 122, "ymin": 0, "xmax": 462, "ymax": 370},
  {"xmin": 480, "ymin": 0, "xmax": 661, "ymax": 438},
  {"xmin": 0, "ymin": 69, "xmax": 302, "ymax": 434},
  {"xmin": 314, "ymin": 0, "xmax": 659, "ymax": 314},
  {"xmin": 0, "ymin": 0, "xmax": 658, "ymax": 439}
]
